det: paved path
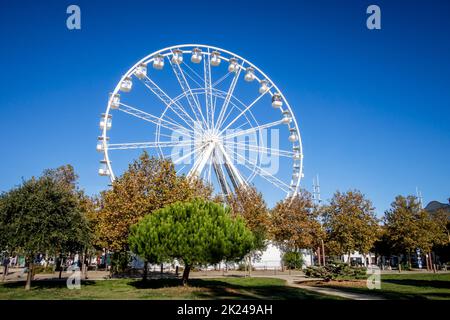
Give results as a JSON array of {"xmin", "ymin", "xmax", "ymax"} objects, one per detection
[
  {"xmin": 250, "ymin": 274, "xmax": 385, "ymax": 300},
  {"xmin": 191, "ymin": 272, "xmax": 386, "ymax": 300}
]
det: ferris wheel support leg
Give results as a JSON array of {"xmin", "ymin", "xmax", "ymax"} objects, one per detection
[
  {"xmin": 212, "ymin": 150, "xmax": 232, "ymax": 196},
  {"xmin": 188, "ymin": 143, "xmax": 215, "ymax": 178},
  {"xmin": 216, "ymin": 143, "xmax": 245, "ymax": 190}
]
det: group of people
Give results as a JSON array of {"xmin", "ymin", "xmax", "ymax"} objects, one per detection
[{"xmin": 0, "ymin": 252, "xmax": 114, "ymax": 280}]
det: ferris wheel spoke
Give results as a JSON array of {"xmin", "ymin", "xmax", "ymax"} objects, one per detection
[
  {"xmin": 222, "ymin": 119, "xmax": 285, "ymax": 140},
  {"xmin": 108, "ymin": 140, "xmax": 193, "ymax": 150},
  {"xmin": 159, "ymin": 113, "xmax": 189, "ymax": 134},
  {"xmin": 204, "ymin": 48, "xmax": 214, "ymax": 129},
  {"xmin": 218, "ymin": 85, "xmax": 273, "ymax": 135},
  {"xmin": 228, "ymin": 142, "xmax": 295, "ymax": 158},
  {"xmin": 181, "ymin": 61, "xmax": 205, "ymax": 86},
  {"xmin": 118, "ymin": 102, "xmax": 194, "ymax": 137},
  {"xmin": 211, "ymin": 89, "xmax": 258, "ymax": 133},
  {"xmin": 212, "ymin": 71, "xmax": 232, "ymax": 88},
  {"xmin": 227, "ymin": 147, "xmax": 291, "ymax": 193},
  {"xmin": 140, "ymin": 75, "xmax": 198, "ymax": 132},
  {"xmin": 232, "ymin": 122, "xmax": 249, "ymax": 132},
  {"xmin": 172, "ymin": 143, "xmax": 206, "ymax": 165},
  {"xmin": 213, "ymin": 96, "xmax": 218, "ymax": 115},
  {"xmin": 176, "ymin": 165, "xmax": 187, "ymax": 175},
  {"xmin": 215, "ymin": 64, "xmax": 243, "ymax": 131},
  {"xmin": 220, "ymin": 105, "xmax": 239, "ymax": 131},
  {"xmin": 168, "ymin": 53, "xmax": 209, "ymax": 129}
]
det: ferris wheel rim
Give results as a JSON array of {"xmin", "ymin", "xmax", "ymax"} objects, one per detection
[{"xmin": 101, "ymin": 44, "xmax": 303, "ymax": 197}]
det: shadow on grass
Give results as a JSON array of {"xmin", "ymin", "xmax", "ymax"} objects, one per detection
[
  {"xmin": 383, "ymin": 279, "xmax": 450, "ymax": 289},
  {"xmin": 2, "ymin": 279, "xmax": 97, "ymax": 290},
  {"xmin": 130, "ymin": 278, "xmax": 334, "ymax": 300},
  {"xmin": 318, "ymin": 284, "xmax": 450, "ymax": 300}
]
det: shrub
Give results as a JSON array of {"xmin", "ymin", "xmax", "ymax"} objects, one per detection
[
  {"xmin": 237, "ymin": 262, "xmax": 255, "ymax": 271},
  {"xmin": 110, "ymin": 251, "xmax": 131, "ymax": 275},
  {"xmin": 304, "ymin": 266, "xmax": 333, "ymax": 281},
  {"xmin": 32, "ymin": 265, "xmax": 54, "ymax": 274},
  {"xmin": 282, "ymin": 251, "xmax": 304, "ymax": 270},
  {"xmin": 304, "ymin": 261, "xmax": 367, "ymax": 281}
]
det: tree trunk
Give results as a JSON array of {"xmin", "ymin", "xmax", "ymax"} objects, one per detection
[
  {"xmin": 348, "ymin": 251, "xmax": 352, "ymax": 265},
  {"xmin": 81, "ymin": 250, "xmax": 86, "ymax": 280},
  {"xmin": 407, "ymin": 251, "xmax": 412, "ymax": 269},
  {"xmin": 321, "ymin": 240, "xmax": 326, "ymax": 266},
  {"xmin": 317, "ymin": 247, "xmax": 321, "ymax": 266},
  {"xmin": 25, "ymin": 262, "xmax": 33, "ymax": 290},
  {"xmin": 248, "ymin": 256, "xmax": 252, "ymax": 277},
  {"xmin": 85, "ymin": 253, "xmax": 90, "ymax": 279},
  {"xmin": 430, "ymin": 252, "xmax": 436, "ymax": 273},
  {"xmin": 428, "ymin": 252, "xmax": 432, "ymax": 272},
  {"xmin": 182, "ymin": 264, "xmax": 191, "ymax": 286},
  {"xmin": 58, "ymin": 254, "xmax": 63, "ymax": 279},
  {"xmin": 143, "ymin": 260, "xmax": 148, "ymax": 281}
]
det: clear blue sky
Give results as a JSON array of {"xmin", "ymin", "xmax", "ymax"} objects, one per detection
[{"xmin": 0, "ymin": 0, "xmax": 449, "ymax": 215}]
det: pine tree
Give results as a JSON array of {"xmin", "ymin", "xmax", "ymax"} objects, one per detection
[{"xmin": 129, "ymin": 199, "xmax": 255, "ymax": 285}]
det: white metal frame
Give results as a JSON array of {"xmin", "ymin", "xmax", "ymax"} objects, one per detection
[{"xmin": 100, "ymin": 44, "xmax": 303, "ymax": 197}]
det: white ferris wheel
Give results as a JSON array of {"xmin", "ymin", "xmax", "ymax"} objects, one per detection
[{"xmin": 97, "ymin": 44, "xmax": 304, "ymax": 198}]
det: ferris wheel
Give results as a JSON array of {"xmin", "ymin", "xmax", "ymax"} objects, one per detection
[{"xmin": 97, "ymin": 44, "xmax": 304, "ymax": 198}]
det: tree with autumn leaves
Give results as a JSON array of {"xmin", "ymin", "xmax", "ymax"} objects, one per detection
[
  {"xmin": 226, "ymin": 186, "xmax": 270, "ymax": 251},
  {"xmin": 226, "ymin": 186, "xmax": 270, "ymax": 273},
  {"xmin": 383, "ymin": 195, "xmax": 449, "ymax": 269},
  {"xmin": 321, "ymin": 190, "xmax": 380, "ymax": 265},
  {"xmin": 270, "ymin": 190, "xmax": 325, "ymax": 267},
  {"xmin": 94, "ymin": 151, "xmax": 213, "ymax": 252}
]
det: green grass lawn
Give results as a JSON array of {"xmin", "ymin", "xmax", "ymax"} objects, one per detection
[
  {"xmin": 309, "ymin": 273, "xmax": 450, "ymax": 300},
  {"xmin": 0, "ymin": 277, "xmax": 338, "ymax": 300}
]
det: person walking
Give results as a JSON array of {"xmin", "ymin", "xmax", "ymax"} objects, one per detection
[{"xmin": 2, "ymin": 256, "xmax": 10, "ymax": 281}]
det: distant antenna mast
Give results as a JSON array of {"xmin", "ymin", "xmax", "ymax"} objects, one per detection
[
  {"xmin": 313, "ymin": 175, "xmax": 322, "ymax": 205},
  {"xmin": 313, "ymin": 174, "xmax": 326, "ymax": 266},
  {"xmin": 416, "ymin": 187, "xmax": 423, "ymax": 209}
]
